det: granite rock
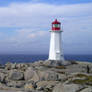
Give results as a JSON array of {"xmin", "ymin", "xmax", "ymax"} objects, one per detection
[
  {"xmin": 9, "ymin": 70, "xmax": 24, "ymax": 80},
  {"xmin": 53, "ymin": 83, "xmax": 84, "ymax": 92}
]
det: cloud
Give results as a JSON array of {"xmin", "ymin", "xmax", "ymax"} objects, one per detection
[
  {"xmin": 12, "ymin": 29, "xmax": 49, "ymax": 43},
  {"xmin": 0, "ymin": 2, "xmax": 92, "ymax": 54},
  {"xmin": 0, "ymin": 2, "xmax": 92, "ymax": 27}
]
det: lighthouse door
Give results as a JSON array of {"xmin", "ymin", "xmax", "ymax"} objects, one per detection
[{"xmin": 56, "ymin": 51, "xmax": 61, "ymax": 60}]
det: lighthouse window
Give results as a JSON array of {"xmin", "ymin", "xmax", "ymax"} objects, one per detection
[
  {"xmin": 53, "ymin": 24, "xmax": 60, "ymax": 27},
  {"xmin": 55, "ymin": 24, "xmax": 58, "ymax": 27}
]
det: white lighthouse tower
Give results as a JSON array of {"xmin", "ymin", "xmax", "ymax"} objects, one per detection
[{"xmin": 49, "ymin": 19, "xmax": 64, "ymax": 61}]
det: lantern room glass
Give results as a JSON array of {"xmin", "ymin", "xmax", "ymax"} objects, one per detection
[{"xmin": 53, "ymin": 24, "xmax": 60, "ymax": 28}]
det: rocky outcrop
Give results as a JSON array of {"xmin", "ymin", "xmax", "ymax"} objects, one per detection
[
  {"xmin": 0, "ymin": 73, "xmax": 6, "ymax": 83},
  {"xmin": 24, "ymin": 67, "xmax": 40, "ymax": 82},
  {"xmin": 37, "ymin": 70, "xmax": 59, "ymax": 81},
  {"xmin": 44, "ymin": 60, "xmax": 71, "ymax": 66},
  {"xmin": 80, "ymin": 87, "xmax": 92, "ymax": 92},
  {"xmin": 8, "ymin": 70, "xmax": 24, "ymax": 80},
  {"xmin": 53, "ymin": 83, "xmax": 84, "ymax": 92},
  {"xmin": 24, "ymin": 67, "xmax": 59, "ymax": 82},
  {"xmin": 24, "ymin": 67, "xmax": 35, "ymax": 80},
  {"xmin": 6, "ymin": 81, "xmax": 25, "ymax": 88},
  {"xmin": 0, "ymin": 60, "xmax": 91, "ymax": 92},
  {"xmin": 25, "ymin": 80, "xmax": 37, "ymax": 91},
  {"xmin": 25, "ymin": 83, "xmax": 35, "ymax": 91},
  {"xmin": 37, "ymin": 81, "xmax": 59, "ymax": 91}
]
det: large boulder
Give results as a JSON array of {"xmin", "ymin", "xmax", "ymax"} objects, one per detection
[
  {"xmin": 80, "ymin": 87, "xmax": 92, "ymax": 92},
  {"xmin": 37, "ymin": 81, "xmax": 59, "ymax": 90},
  {"xmin": 46, "ymin": 71, "xmax": 59, "ymax": 81},
  {"xmin": 6, "ymin": 81, "xmax": 25, "ymax": 88},
  {"xmin": 0, "ymin": 73, "xmax": 6, "ymax": 83},
  {"xmin": 37, "ymin": 70, "xmax": 59, "ymax": 81},
  {"xmin": 25, "ymin": 83, "xmax": 34, "ymax": 91},
  {"xmin": 11, "ymin": 63, "xmax": 17, "ymax": 69},
  {"xmin": 5, "ymin": 62, "xmax": 28, "ymax": 70},
  {"xmin": 53, "ymin": 83, "xmax": 84, "ymax": 92},
  {"xmin": 24, "ymin": 67, "xmax": 40, "ymax": 82},
  {"xmin": 25, "ymin": 81, "xmax": 37, "ymax": 91},
  {"xmin": 58, "ymin": 74, "xmax": 67, "ymax": 82},
  {"xmin": 5, "ymin": 62, "xmax": 19, "ymax": 70},
  {"xmin": 16, "ymin": 63, "xmax": 28, "ymax": 71},
  {"xmin": 9, "ymin": 70, "xmax": 24, "ymax": 80},
  {"xmin": 5, "ymin": 62, "xmax": 13, "ymax": 70},
  {"xmin": 24, "ymin": 67, "xmax": 59, "ymax": 82},
  {"xmin": 33, "ymin": 60, "xmax": 44, "ymax": 66},
  {"xmin": 0, "ymin": 83, "xmax": 9, "ymax": 90},
  {"xmin": 24, "ymin": 67, "xmax": 34, "ymax": 80}
]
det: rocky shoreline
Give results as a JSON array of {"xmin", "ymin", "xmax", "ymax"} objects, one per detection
[{"xmin": 0, "ymin": 60, "xmax": 92, "ymax": 92}]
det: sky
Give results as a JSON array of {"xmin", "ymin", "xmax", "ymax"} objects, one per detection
[{"xmin": 0, "ymin": 0, "xmax": 92, "ymax": 55}]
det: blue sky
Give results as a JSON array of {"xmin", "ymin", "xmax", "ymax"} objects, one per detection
[
  {"xmin": 0, "ymin": 0, "xmax": 92, "ymax": 6},
  {"xmin": 0, "ymin": 0, "xmax": 92, "ymax": 54}
]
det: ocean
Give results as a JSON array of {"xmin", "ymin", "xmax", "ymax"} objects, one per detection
[{"xmin": 0, "ymin": 54, "xmax": 92, "ymax": 65}]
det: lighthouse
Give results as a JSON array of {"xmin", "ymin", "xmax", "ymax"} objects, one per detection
[{"xmin": 49, "ymin": 19, "xmax": 64, "ymax": 61}]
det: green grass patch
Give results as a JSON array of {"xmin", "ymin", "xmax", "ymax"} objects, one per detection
[
  {"xmin": 75, "ymin": 74, "xmax": 88, "ymax": 78},
  {"xmin": 42, "ymin": 65, "xmax": 66, "ymax": 69},
  {"xmin": 55, "ymin": 66, "xmax": 66, "ymax": 69},
  {"xmin": 72, "ymin": 79, "xmax": 88, "ymax": 84},
  {"xmin": 56, "ymin": 71, "xmax": 65, "ymax": 74},
  {"xmin": 72, "ymin": 74, "xmax": 92, "ymax": 85}
]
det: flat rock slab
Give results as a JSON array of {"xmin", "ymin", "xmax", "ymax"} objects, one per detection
[{"xmin": 0, "ymin": 90, "xmax": 20, "ymax": 92}]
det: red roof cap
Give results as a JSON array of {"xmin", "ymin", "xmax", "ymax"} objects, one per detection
[{"xmin": 52, "ymin": 19, "xmax": 61, "ymax": 24}]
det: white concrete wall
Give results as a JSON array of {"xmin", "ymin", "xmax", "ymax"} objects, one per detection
[{"xmin": 49, "ymin": 30, "xmax": 64, "ymax": 61}]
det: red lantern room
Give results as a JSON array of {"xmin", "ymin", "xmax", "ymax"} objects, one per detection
[{"xmin": 52, "ymin": 19, "xmax": 61, "ymax": 31}]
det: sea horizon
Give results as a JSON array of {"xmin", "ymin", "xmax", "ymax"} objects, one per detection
[{"xmin": 0, "ymin": 54, "xmax": 92, "ymax": 65}]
